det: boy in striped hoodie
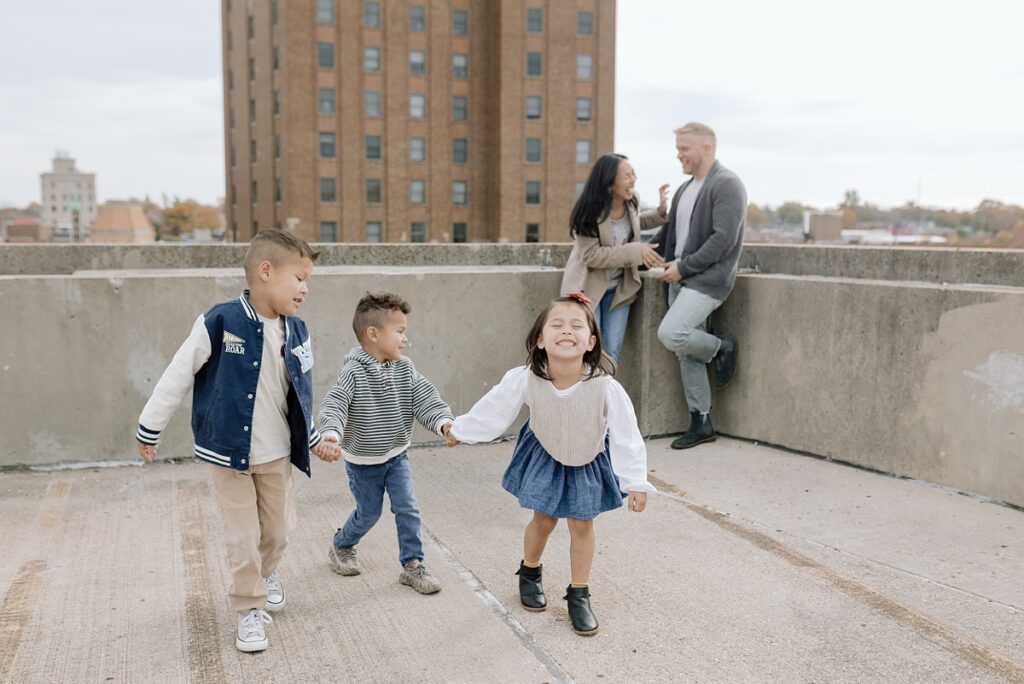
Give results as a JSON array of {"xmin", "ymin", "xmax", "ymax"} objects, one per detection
[{"xmin": 316, "ymin": 292, "xmax": 454, "ymax": 594}]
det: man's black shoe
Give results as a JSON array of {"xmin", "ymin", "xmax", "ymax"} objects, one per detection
[
  {"xmin": 671, "ymin": 410, "xmax": 716, "ymax": 449},
  {"xmin": 563, "ymin": 585, "xmax": 599, "ymax": 636},
  {"xmin": 515, "ymin": 561, "xmax": 546, "ymax": 611},
  {"xmin": 713, "ymin": 334, "xmax": 738, "ymax": 390}
]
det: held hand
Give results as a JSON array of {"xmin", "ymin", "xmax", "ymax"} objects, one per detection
[
  {"xmin": 314, "ymin": 434, "xmax": 342, "ymax": 462},
  {"xmin": 627, "ymin": 491, "xmax": 647, "ymax": 513},
  {"xmin": 639, "ymin": 242, "xmax": 664, "ymax": 269},
  {"xmin": 442, "ymin": 421, "xmax": 460, "ymax": 448},
  {"xmin": 657, "ymin": 183, "xmax": 670, "ymax": 216},
  {"xmin": 657, "ymin": 261, "xmax": 683, "ymax": 283},
  {"xmin": 137, "ymin": 442, "xmax": 157, "ymax": 462}
]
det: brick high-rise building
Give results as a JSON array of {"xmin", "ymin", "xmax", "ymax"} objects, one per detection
[{"xmin": 222, "ymin": 0, "xmax": 614, "ymax": 243}]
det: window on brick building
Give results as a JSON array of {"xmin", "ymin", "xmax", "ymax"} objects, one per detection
[
  {"xmin": 577, "ymin": 11, "xmax": 593, "ymax": 36},
  {"xmin": 526, "ymin": 8, "xmax": 542, "ymax": 33},
  {"xmin": 366, "ymin": 178, "xmax": 382, "ymax": 203},
  {"xmin": 577, "ymin": 54, "xmax": 592, "ymax": 80},
  {"xmin": 409, "ymin": 50, "xmax": 425, "ymax": 76},
  {"xmin": 453, "ymin": 96, "xmax": 468, "ymax": 121},
  {"xmin": 320, "ymin": 221, "xmax": 337, "ymax": 242},
  {"xmin": 319, "ymin": 88, "xmax": 335, "ymax": 114},
  {"xmin": 452, "ymin": 10, "xmax": 468, "ymax": 35},
  {"xmin": 525, "ymin": 95, "xmax": 541, "ymax": 119},
  {"xmin": 320, "ymin": 177, "xmax": 337, "ymax": 202},
  {"xmin": 409, "ymin": 5, "xmax": 425, "ymax": 31},
  {"xmin": 526, "ymin": 52, "xmax": 542, "ymax": 77},
  {"xmin": 525, "ymin": 181, "xmax": 541, "ymax": 204},
  {"xmin": 318, "ymin": 42, "xmax": 334, "ymax": 68},
  {"xmin": 364, "ymin": 1, "xmax": 380, "ymax": 28},
  {"xmin": 453, "ymin": 138, "xmax": 468, "ymax": 163},
  {"xmin": 410, "ymin": 136, "xmax": 426, "ymax": 162},
  {"xmin": 365, "ymin": 135, "xmax": 382, "ymax": 160},
  {"xmin": 410, "ymin": 180, "xmax": 425, "ymax": 204}
]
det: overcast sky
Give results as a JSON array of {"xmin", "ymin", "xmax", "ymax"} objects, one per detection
[{"xmin": 1, "ymin": 0, "xmax": 1021, "ymax": 211}]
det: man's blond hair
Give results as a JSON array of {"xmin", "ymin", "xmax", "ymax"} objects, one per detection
[{"xmin": 674, "ymin": 122, "xmax": 717, "ymax": 147}]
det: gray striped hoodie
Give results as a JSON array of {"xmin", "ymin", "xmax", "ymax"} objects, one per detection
[{"xmin": 318, "ymin": 347, "xmax": 453, "ymax": 465}]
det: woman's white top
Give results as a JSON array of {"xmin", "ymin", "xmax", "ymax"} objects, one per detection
[{"xmin": 451, "ymin": 366, "xmax": 656, "ymax": 493}]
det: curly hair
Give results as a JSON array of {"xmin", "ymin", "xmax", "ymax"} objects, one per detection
[{"xmin": 353, "ymin": 292, "xmax": 411, "ymax": 342}]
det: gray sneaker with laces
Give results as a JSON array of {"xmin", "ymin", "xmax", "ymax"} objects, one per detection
[
  {"xmin": 329, "ymin": 545, "xmax": 361, "ymax": 576},
  {"xmin": 264, "ymin": 571, "xmax": 285, "ymax": 612},
  {"xmin": 236, "ymin": 608, "xmax": 272, "ymax": 652},
  {"xmin": 399, "ymin": 559, "xmax": 441, "ymax": 594}
]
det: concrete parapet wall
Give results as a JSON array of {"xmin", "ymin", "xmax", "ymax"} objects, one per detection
[
  {"xmin": 0, "ymin": 266, "xmax": 562, "ymax": 468},
  {"xmin": 0, "ymin": 243, "xmax": 573, "ymax": 275},
  {"xmin": 5, "ymin": 242, "xmax": 1024, "ymax": 287},
  {"xmin": 1, "ymin": 253, "xmax": 1022, "ymax": 507}
]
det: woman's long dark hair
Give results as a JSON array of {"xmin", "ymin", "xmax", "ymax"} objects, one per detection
[
  {"xmin": 525, "ymin": 297, "xmax": 615, "ymax": 380},
  {"xmin": 569, "ymin": 153, "xmax": 638, "ymax": 238}
]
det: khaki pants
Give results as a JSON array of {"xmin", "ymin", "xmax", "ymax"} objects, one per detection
[{"xmin": 209, "ymin": 456, "xmax": 296, "ymax": 612}]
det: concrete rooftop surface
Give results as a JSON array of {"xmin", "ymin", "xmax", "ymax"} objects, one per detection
[{"xmin": 2, "ymin": 438, "xmax": 1023, "ymax": 684}]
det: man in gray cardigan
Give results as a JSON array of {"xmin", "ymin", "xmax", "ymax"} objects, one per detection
[{"xmin": 650, "ymin": 122, "xmax": 745, "ymax": 449}]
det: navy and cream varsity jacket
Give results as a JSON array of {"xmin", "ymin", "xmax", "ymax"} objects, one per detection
[{"xmin": 136, "ymin": 291, "xmax": 322, "ymax": 476}]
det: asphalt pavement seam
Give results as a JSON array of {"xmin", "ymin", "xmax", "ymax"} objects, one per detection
[{"xmin": 421, "ymin": 526, "xmax": 576, "ymax": 684}]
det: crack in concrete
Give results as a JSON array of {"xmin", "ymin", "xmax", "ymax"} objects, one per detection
[
  {"xmin": 421, "ymin": 526, "xmax": 575, "ymax": 684},
  {"xmin": 0, "ymin": 559, "xmax": 47, "ymax": 681},
  {"xmin": 176, "ymin": 479, "xmax": 227, "ymax": 684},
  {"xmin": 650, "ymin": 474, "xmax": 1024, "ymax": 683}
]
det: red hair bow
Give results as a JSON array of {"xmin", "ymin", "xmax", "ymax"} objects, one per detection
[{"xmin": 566, "ymin": 291, "xmax": 593, "ymax": 306}]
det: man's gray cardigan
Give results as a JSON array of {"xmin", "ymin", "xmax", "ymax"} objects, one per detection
[{"xmin": 650, "ymin": 160, "xmax": 747, "ymax": 302}]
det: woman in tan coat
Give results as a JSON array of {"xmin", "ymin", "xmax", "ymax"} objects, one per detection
[{"xmin": 560, "ymin": 154, "xmax": 668, "ymax": 363}]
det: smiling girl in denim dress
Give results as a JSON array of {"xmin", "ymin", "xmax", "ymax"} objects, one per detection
[{"xmin": 448, "ymin": 293, "xmax": 655, "ymax": 636}]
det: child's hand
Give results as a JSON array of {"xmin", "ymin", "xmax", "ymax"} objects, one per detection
[
  {"xmin": 314, "ymin": 434, "xmax": 342, "ymax": 462},
  {"xmin": 137, "ymin": 442, "xmax": 157, "ymax": 462},
  {"xmin": 627, "ymin": 491, "xmax": 647, "ymax": 513},
  {"xmin": 442, "ymin": 421, "xmax": 460, "ymax": 448}
]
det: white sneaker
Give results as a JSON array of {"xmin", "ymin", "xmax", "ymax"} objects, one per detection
[
  {"xmin": 264, "ymin": 571, "xmax": 285, "ymax": 612},
  {"xmin": 236, "ymin": 608, "xmax": 272, "ymax": 652}
]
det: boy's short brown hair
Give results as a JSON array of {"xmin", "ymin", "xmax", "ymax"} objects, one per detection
[
  {"xmin": 243, "ymin": 229, "xmax": 320, "ymax": 284},
  {"xmin": 353, "ymin": 292, "xmax": 411, "ymax": 343}
]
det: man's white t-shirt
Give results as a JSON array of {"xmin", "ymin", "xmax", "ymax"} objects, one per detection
[
  {"xmin": 674, "ymin": 177, "xmax": 705, "ymax": 260},
  {"xmin": 249, "ymin": 314, "xmax": 292, "ymax": 466}
]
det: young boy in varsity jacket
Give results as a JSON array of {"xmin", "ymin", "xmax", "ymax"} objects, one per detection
[
  {"xmin": 135, "ymin": 229, "xmax": 332, "ymax": 653},
  {"xmin": 316, "ymin": 291, "xmax": 454, "ymax": 595}
]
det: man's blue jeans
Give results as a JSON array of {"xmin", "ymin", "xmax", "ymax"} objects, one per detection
[
  {"xmin": 594, "ymin": 284, "xmax": 631, "ymax": 364},
  {"xmin": 333, "ymin": 452, "xmax": 423, "ymax": 566}
]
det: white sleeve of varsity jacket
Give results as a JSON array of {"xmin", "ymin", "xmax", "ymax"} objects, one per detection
[
  {"xmin": 136, "ymin": 314, "xmax": 212, "ymax": 444},
  {"xmin": 605, "ymin": 379, "xmax": 657, "ymax": 493},
  {"xmin": 450, "ymin": 366, "xmax": 528, "ymax": 444}
]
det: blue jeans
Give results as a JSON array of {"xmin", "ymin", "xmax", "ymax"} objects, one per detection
[
  {"xmin": 594, "ymin": 284, "xmax": 631, "ymax": 364},
  {"xmin": 333, "ymin": 453, "xmax": 423, "ymax": 566}
]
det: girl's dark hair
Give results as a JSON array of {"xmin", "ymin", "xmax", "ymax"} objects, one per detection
[
  {"xmin": 569, "ymin": 153, "xmax": 638, "ymax": 238},
  {"xmin": 525, "ymin": 297, "xmax": 616, "ymax": 380}
]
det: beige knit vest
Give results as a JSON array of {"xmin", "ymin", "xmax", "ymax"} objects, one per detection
[{"xmin": 526, "ymin": 373, "xmax": 608, "ymax": 466}]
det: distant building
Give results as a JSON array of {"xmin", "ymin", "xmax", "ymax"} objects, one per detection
[
  {"xmin": 222, "ymin": 0, "xmax": 615, "ymax": 243},
  {"xmin": 3, "ymin": 217, "xmax": 50, "ymax": 243},
  {"xmin": 89, "ymin": 201, "xmax": 156, "ymax": 243},
  {"xmin": 41, "ymin": 152, "xmax": 97, "ymax": 241}
]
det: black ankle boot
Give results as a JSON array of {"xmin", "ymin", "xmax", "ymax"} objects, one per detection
[
  {"xmin": 714, "ymin": 334, "xmax": 738, "ymax": 389},
  {"xmin": 515, "ymin": 561, "xmax": 546, "ymax": 611},
  {"xmin": 563, "ymin": 585, "xmax": 599, "ymax": 636},
  {"xmin": 671, "ymin": 410, "xmax": 717, "ymax": 449}
]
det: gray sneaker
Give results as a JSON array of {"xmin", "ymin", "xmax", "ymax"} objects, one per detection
[
  {"xmin": 329, "ymin": 545, "xmax": 361, "ymax": 576},
  {"xmin": 399, "ymin": 559, "xmax": 441, "ymax": 595}
]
